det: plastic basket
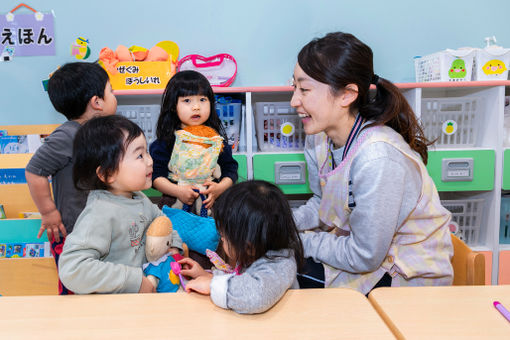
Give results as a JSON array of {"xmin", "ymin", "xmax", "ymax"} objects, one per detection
[
  {"xmin": 500, "ymin": 195, "xmax": 510, "ymax": 244},
  {"xmin": 116, "ymin": 105, "xmax": 160, "ymax": 144},
  {"xmin": 441, "ymin": 198, "xmax": 484, "ymax": 246},
  {"xmin": 420, "ymin": 97, "xmax": 481, "ymax": 148},
  {"xmin": 473, "ymin": 47, "xmax": 510, "ymax": 81},
  {"xmin": 414, "ymin": 49, "xmax": 475, "ymax": 82},
  {"xmin": 216, "ymin": 96, "xmax": 242, "ymax": 152},
  {"xmin": 254, "ymin": 102, "xmax": 305, "ymax": 152}
]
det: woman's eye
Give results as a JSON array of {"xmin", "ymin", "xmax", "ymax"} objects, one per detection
[
  {"xmin": 200, "ymin": 97, "xmax": 208, "ymax": 102},
  {"xmin": 300, "ymin": 88, "xmax": 309, "ymax": 93},
  {"xmin": 183, "ymin": 98, "xmax": 190, "ymax": 103},
  {"xmin": 137, "ymin": 154, "xmax": 143, "ymax": 159}
]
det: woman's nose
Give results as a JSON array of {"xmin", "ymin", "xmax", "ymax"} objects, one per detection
[{"xmin": 290, "ymin": 91, "xmax": 300, "ymax": 108}]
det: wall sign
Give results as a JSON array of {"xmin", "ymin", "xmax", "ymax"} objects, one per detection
[{"xmin": 0, "ymin": 3, "xmax": 55, "ymax": 57}]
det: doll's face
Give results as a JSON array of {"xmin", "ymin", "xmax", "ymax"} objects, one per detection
[
  {"xmin": 146, "ymin": 233, "xmax": 173, "ymax": 262},
  {"xmin": 177, "ymin": 95, "xmax": 210, "ymax": 128}
]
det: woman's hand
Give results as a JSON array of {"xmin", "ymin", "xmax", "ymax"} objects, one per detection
[{"xmin": 178, "ymin": 257, "xmax": 209, "ymax": 279}]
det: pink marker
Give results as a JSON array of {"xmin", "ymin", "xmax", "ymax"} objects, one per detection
[{"xmin": 493, "ymin": 301, "xmax": 510, "ymax": 322}]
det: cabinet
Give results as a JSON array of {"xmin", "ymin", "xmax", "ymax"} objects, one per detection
[
  {"xmin": 115, "ymin": 82, "xmax": 510, "ymax": 285},
  {"xmin": 2, "ymin": 81, "xmax": 510, "ymax": 282}
]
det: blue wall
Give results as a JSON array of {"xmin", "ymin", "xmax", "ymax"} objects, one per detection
[{"xmin": 1, "ymin": 0, "xmax": 509, "ymax": 125}]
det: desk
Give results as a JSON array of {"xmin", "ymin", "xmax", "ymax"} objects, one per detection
[
  {"xmin": 368, "ymin": 286, "xmax": 510, "ymax": 339},
  {"xmin": 0, "ymin": 288, "xmax": 394, "ymax": 339}
]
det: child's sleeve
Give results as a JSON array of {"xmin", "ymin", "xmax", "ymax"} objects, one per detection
[
  {"xmin": 149, "ymin": 139, "xmax": 172, "ymax": 181},
  {"xmin": 58, "ymin": 211, "xmax": 143, "ymax": 294},
  {"xmin": 209, "ymin": 252, "xmax": 297, "ymax": 314},
  {"xmin": 25, "ymin": 127, "xmax": 73, "ymax": 177},
  {"xmin": 217, "ymin": 140, "xmax": 238, "ymax": 183}
]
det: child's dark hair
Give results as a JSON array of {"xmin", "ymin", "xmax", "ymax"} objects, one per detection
[
  {"xmin": 47, "ymin": 62, "xmax": 109, "ymax": 120},
  {"xmin": 73, "ymin": 115, "xmax": 144, "ymax": 191},
  {"xmin": 298, "ymin": 32, "xmax": 432, "ymax": 164},
  {"xmin": 155, "ymin": 70, "xmax": 227, "ymax": 147},
  {"xmin": 212, "ymin": 180, "xmax": 304, "ymax": 270}
]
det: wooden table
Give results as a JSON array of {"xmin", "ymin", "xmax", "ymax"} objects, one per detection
[
  {"xmin": 0, "ymin": 288, "xmax": 394, "ymax": 339},
  {"xmin": 368, "ymin": 285, "xmax": 510, "ymax": 339}
]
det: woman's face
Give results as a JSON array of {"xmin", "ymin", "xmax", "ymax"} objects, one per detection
[{"xmin": 290, "ymin": 63, "xmax": 346, "ymax": 137}]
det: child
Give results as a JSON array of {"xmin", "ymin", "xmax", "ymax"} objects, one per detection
[
  {"xmin": 178, "ymin": 180, "xmax": 304, "ymax": 314},
  {"xmin": 25, "ymin": 62, "xmax": 117, "ymax": 294},
  {"xmin": 291, "ymin": 32, "xmax": 453, "ymax": 294},
  {"xmin": 150, "ymin": 70, "xmax": 238, "ymax": 212},
  {"xmin": 58, "ymin": 115, "xmax": 183, "ymax": 294}
]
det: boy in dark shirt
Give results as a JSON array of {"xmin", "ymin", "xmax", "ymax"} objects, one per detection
[{"xmin": 25, "ymin": 62, "xmax": 117, "ymax": 294}]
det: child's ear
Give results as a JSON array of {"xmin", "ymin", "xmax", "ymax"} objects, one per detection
[
  {"xmin": 96, "ymin": 166, "xmax": 114, "ymax": 184},
  {"xmin": 89, "ymin": 95, "xmax": 103, "ymax": 111}
]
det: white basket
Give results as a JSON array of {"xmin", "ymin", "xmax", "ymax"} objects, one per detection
[
  {"xmin": 116, "ymin": 105, "xmax": 160, "ymax": 144},
  {"xmin": 414, "ymin": 49, "xmax": 475, "ymax": 82},
  {"xmin": 216, "ymin": 97, "xmax": 242, "ymax": 152},
  {"xmin": 254, "ymin": 102, "xmax": 305, "ymax": 152},
  {"xmin": 441, "ymin": 199, "xmax": 484, "ymax": 246},
  {"xmin": 421, "ymin": 97, "xmax": 482, "ymax": 148},
  {"xmin": 473, "ymin": 47, "xmax": 510, "ymax": 81}
]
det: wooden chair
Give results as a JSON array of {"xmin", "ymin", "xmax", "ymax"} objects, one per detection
[
  {"xmin": 0, "ymin": 258, "xmax": 58, "ymax": 296},
  {"xmin": 451, "ymin": 234, "xmax": 485, "ymax": 285}
]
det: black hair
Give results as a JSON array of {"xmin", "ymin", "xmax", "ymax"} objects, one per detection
[
  {"xmin": 73, "ymin": 115, "xmax": 144, "ymax": 191},
  {"xmin": 298, "ymin": 32, "xmax": 432, "ymax": 164},
  {"xmin": 155, "ymin": 70, "xmax": 227, "ymax": 147},
  {"xmin": 47, "ymin": 62, "xmax": 109, "ymax": 121},
  {"xmin": 212, "ymin": 180, "xmax": 304, "ymax": 270}
]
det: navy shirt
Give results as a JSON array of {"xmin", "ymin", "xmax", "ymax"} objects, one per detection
[{"xmin": 150, "ymin": 137, "xmax": 238, "ymax": 185}]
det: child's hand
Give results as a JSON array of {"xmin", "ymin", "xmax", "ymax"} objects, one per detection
[
  {"xmin": 139, "ymin": 276, "xmax": 157, "ymax": 293},
  {"xmin": 177, "ymin": 185, "xmax": 200, "ymax": 205},
  {"xmin": 38, "ymin": 209, "xmax": 67, "ymax": 242},
  {"xmin": 178, "ymin": 257, "xmax": 209, "ymax": 279},
  {"xmin": 201, "ymin": 178, "xmax": 232, "ymax": 209},
  {"xmin": 185, "ymin": 275, "xmax": 212, "ymax": 295}
]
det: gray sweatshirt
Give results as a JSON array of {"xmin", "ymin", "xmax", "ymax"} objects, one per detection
[
  {"xmin": 59, "ymin": 190, "xmax": 182, "ymax": 294},
  {"xmin": 293, "ymin": 124, "xmax": 423, "ymax": 273},
  {"xmin": 210, "ymin": 249, "xmax": 299, "ymax": 314}
]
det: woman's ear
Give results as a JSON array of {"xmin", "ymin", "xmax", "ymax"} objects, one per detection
[{"xmin": 339, "ymin": 84, "xmax": 359, "ymax": 107}]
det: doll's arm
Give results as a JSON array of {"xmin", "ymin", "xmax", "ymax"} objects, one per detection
[{"xmin": 146, "ymin": 274, "xmax": 159, "ymax": 289}]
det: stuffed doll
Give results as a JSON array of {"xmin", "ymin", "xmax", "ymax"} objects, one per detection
[
  {"xmin": 142, "ymin": 216, "xmax": 188, "ymax": 292},
  {"xmin": 168, "ymin": 125, "xmax": 223, "ymax": 216}
]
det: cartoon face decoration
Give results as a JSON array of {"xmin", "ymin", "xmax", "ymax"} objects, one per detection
[
  {"xmin": 482, "ymin": 59, "xmax": 508, "ymax": 75},
  {"xmin": 448, "ymin": 59, "xmax": 467, "ymax": 79}
]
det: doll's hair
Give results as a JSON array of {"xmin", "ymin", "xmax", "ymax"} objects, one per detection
[
  {"xmin": 73, "ymin": 115, "xmax": 144, "ymax": 191},
  {"xmin": 155, "ymin": 70, "xmax": 226, "ymax": 147},
  {"xmin": 298, "ymin": 32, "xmax": 432, "ymax": 164},
  {"xmin": 48, "ymin": 62, "xmax": 109, "ymax": 120},
  {"xmin": 212, "ymin": 180, "xmax": 304, "ymax": 270}
]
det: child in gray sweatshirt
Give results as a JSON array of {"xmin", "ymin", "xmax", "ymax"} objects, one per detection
[
  {"xmin": 59, "ymin": 116, "xmax": 182, "ymax": 294},
  {"xmin": 178, "ymin": 180, "xmax": 304, "ymax": 314}
]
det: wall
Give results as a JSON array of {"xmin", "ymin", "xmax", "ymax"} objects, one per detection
[{"xmin": 1, "ymin": 0, "xmax": 509, "ymax": 125}]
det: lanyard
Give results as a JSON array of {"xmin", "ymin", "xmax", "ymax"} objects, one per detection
[{"xmin": 328, "ymin": 113, "xmax": 365, "ymax": 169}]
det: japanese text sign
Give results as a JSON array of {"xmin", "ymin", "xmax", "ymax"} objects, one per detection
[{"xmin": 1, "ymin": 11, "xmax": 55, "ymax": 56}]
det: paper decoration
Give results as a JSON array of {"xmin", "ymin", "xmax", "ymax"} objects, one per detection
[
  {"xmin": 71, "ymin": 36, "xmax": 90, "ymax": 60},
  {"xmin": 0, "ymin": 3, "xmax": 55, "ymax": 57}
]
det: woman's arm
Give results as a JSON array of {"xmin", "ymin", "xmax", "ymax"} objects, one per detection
[{"xmin": 301, "ymin": 143, "xmax": 421, "ymax": 273}]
